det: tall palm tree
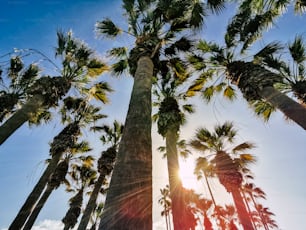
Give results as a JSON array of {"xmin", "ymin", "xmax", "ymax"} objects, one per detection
[
  {"xmin": 188, "ymin": 38, "xmax": 306, "ymax": 130},
  {"xmin": 190, "ymin": 121, "xmax": 256, "ymax": 230},
  {"xmin": 77, "ymin": 120, "xmax": 124, "ymax": 230},
  {"xmin": 9, "ymin": 97, "xmax": 108, "ymax": 230},
  {"xmin": 0, "ymin": 31, "xmax": 108, "ymax": 145},
  {"xmin": 153, "ymin": 58, "xmax": 196, "ymax": 229},
  {"xmin": 96, "ymin": 1, "xmax": 206, "ymax": 229},
  {"xmin": 62, "ymin": 156, "xmax": 97, "ymax": 230}
]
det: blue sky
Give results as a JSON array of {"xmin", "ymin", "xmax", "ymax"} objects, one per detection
[{"xmin": 0, "ymin": 1, "xmax": 306, "ymax": 230}]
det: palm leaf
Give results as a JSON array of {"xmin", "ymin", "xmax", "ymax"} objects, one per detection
[
  {"xmin": 189, "ymin": 1, "xmax": 206, "ymax": 29},
  {"xmin": 223, "ymin": 85, "xmax": 236, "ymax": 100},
  {"xmin": 232, "ymin": 142, "xmax": 255, "ymax": 153},
  {"xmin": 289, "ymin": 35, "xmax": 306, "ymax": 64},
  {"xmin": 96, "ymin": 19, "xmax": 121, "ymax": 38},
  {"xmin": 201, "ymin": 85, "xmax": 214, "ymax": 101}
]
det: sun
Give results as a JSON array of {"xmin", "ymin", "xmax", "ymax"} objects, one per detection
[{"xmin": 179, "ymin": 158, "xmax": 199, "ymax": 190}]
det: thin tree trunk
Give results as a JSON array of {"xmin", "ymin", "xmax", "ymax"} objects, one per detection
[
  {"xmin": 0, "ymin": 95, "xmax": 44, "ymax": 145},
  {"xmin": 98, "ymin": 56, "xmax": 153, "ymax": 230},
  {"xmin": 77, "ymin": 175, "xmax": 105, "ymax": 230},
  {"xmin": 166, "ymin": 130, "xmax": 187, "ymax": 230},
  {"xmin": 8, "ymin": 153, "xmax": 61, "ymax": 230},
  {"xmin": 231, "ymin": 188, "xmax": 254, "ymax": 230},
  {"xmin": 23, "ymin": 185, "xmax": 54, "ymax": 230},
  {"xmin": 203, "ymin": 174, "xmax": 217, "ymax": 208},
  {"xmin": 259, "ymin": 86, "xmax": 306, "ymax": 130},
  {"xmin": 241, "ymin": 189, "xmax": 258, "ymax": 230},
  {"xmin": 250, "ymin": 193, "xmax": 269, "ymax": 230}
]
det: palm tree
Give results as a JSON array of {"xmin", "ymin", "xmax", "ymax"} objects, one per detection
[
  {"xmin": 96, "ymin": 1, "xmax": 206, "ymax": 229},
  {"xmin": 62, "ymin": 156, "xmax": 97, "ymax": 230},
  {"xmin": 153, "ymin": 58, "xmax": 196, "ymax": 229},
  {"xmin": 9, "ymin": 97, "xmax": 108, "ymax": 230},
  {"xmin": 188, "ymin": 38, "xmax": 306, "ymax": 130},
  {"xmin": 190, "ymin": 121, "xmax": 256, "ymax": 230},
  {"xmin": 158, "ymin": 185, "xmax": 172, "ymax": 230},
  {"xmin": 0, "ymin": 31, "xmax": 108, "ymax": 145},
  {"xmin": 77, "ymin": 120, "xmax": 124, "ymax": 230}
]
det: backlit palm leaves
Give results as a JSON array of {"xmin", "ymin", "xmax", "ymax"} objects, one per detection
[
  {"xmin": 190, "ymin": 122, "xmax": 256, "ymax": 229},
  {"xmin": 0, "ymin": 31, "xmax": 108, "ymax": 145}
]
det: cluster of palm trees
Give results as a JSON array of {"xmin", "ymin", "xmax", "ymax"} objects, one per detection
[{"xmin": 1, "ymin": 0, "xmax": 305, "ymax": 229}]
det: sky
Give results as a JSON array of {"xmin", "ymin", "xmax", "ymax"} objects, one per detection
[{"xmin": 0, "ymin": 1, "xmax": 305, "ymax": 230}]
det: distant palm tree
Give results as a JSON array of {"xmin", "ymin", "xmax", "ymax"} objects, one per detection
[
  {"xmin": 77, "ymin": 120, "xmax": 124, "ymax": 230},
  {"xmin": 9, "ymin": 97, "xmax": 108, "ymax": 230},
  {"xmin": 158, "ymin": 185, "xmax": 172, "ymax": 230},
  {"xmin": 0, "ymin": 31, "xmax": 108, "ymax": 145},
  {"xmin": 190, "ymin": 121, "xmax": 256, "ymax": 230},
  {"xmin": 62, "ymin": 156, "xmax": 97, "ymax": 230}
]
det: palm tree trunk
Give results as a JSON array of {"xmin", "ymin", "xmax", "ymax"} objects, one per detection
[
  {"xmin": 259, "ymin": 86, "xmax": 306, "ymax": 130},
  {"xmin": 241, "ymin": 189, "xmax": 258, "ymax": 230},
  {"xmin": 203, "ymin": 173, "xmax": 217, "ymax": 208},
  {"xmin": 77, "ymin": 175, "xmax": 105, "ymax": 230},
  {"xmin": 231, "ymin": 188, "xmax": 254, "ymax": 230},
  {"xmin": 165, "ymin": 130, "xmax": 188, "ymax": 230},
  {"xmin": 22, "ymin": 185, "xmax": 54, "ymax": 230},
  {"xmin": 227, "ymin": 61, "xmax": 306, "ymax": 130},
  {"xmin": 250, "ymin": 193, "xmax": 269, "ymax": 230},
  {"xmin": 98, "ymin": 56, "xmax": 153, "ymax": 230},
  {"xmin": 0, "ymin": 94, "xmax": 45, "ymax": 145},
  {"xmin": 8, "ymin": 153, "xmax": 61, "ymax": 230}
]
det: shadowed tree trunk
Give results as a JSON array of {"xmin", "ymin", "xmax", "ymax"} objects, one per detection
[
  {"xmin": 227, "ymin": 61, "xmax": 306, "ymax": 130},
  {"xmin": 98, "ymin": 56, "xmax": 153, "ymax": 230}
]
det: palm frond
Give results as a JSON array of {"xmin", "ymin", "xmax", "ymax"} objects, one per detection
[
  {"xmin": 189, "ymin": 1, "xmax": 206, "ymax": 29},
  {"xmin": 289, "ymin": 35, "xmax": 306, "ymax": 64},
  {"xmin": 232, "ymin": 142, "xmax": 256, "ymax": 153},
  {"xmin": 96, "ymin": 19, "xmax": 121, "ymax": 38},
  {"xmin": 207, "ymin": 0, "xmax": 226, "ymax": 14}
]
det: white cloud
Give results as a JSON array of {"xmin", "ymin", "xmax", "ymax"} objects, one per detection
[{"xmin": 32, "ymin": 220, "xmax": 65, "ymax": 230}]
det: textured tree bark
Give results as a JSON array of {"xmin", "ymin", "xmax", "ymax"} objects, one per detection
[
  {"xmin": 0, "ymin": 94, "xmax": 45, "ymax": 145},
  {"xmin": 260, "ymin": 86, "xmax": 306, "ymax": 130},
  {"xmin": 77, "ymin": 174, "xmax": 105, "ymax": 230},
  {"xmin": 8, "ymin": 153, "xmax": 61, "ymax": 230},
  {"xmin": 165, "ymin": 130, "xmax": 188, "ymax": 230},
  {"xmin": 22, "ymin": 185, "xmax": 53, "ymax": 230},
  {"xmin": 231, "ymin": 189, "xmax": 255, "ymax": 230},
  {"xmin": 98, "ymin": 56, "xmax": 153, "ymax": 230}
]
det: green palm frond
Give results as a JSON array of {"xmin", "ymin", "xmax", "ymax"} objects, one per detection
[
  {"xmin": 187, "ymin": 54, "xmax": 206, "ymax": 71},
  {"xmin": 254, "ymin": 42, "xmax": 283, "ymax": 61},
  {"xmin": 87, "ymin": 59, "xmax": 109, "ymax": 77},
  {"xmin": 87, "ymin": 82, "xmax": 113, "ymax": 104},
  {"xmin": 223, "ymin": 85, "xmax": 236, "ymax": 100},
  {"xmin": 96, "ymin": 18, "xmax": 122, "ymax": 38},
  {"xmin": 295, "ymin": 0, "xmax": 306, "ymax": 14},
  {"xmin": 189, "ymin": 1, "xmax": 206, "ymax": 29},
  {"xmin": 250, "ymin": 99, "xmax": 276, "ymax": 121},
  {"xmin": 186, "ymin": 74, "xmax": 208, "ymax": 97},
  {"xmin": 206, "ymin": 0, "xmax": 226, "ymax": 14},
  {"xmin": 232, "ymin": 142, "xmax": 256, "ymax": 153},
  {"xmin": 201, "ymin": 85, "xmax": 215, "ymax": 101},
  {"xmin": 108, "ymin": 47, "xmax": 128, "ymax": 58},
  {"xmin": 111, "ymin": 59, "xmax": 128, "ymax": 76},
  {"xmin": 289, "ymin": 35, "xmax": 306, "ymax": 64},
  {"xmin": 182, "ymin": 104, "xmax": 194, "ymax": 113}
]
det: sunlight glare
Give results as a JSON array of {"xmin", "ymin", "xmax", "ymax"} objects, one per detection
[{"xmin": 179, "ymin": 158, "xmax": 199, "ymax": 190}]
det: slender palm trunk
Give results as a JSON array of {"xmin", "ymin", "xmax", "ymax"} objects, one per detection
[
  {"xmin": 98, "ymin": 56, "xmax": 153, "ymax": 230},
  {"xmin": 203, "ymin": 173, "xmax": 217, "ymax": 208},
  {"xmin": 0, "ymin": 95, "xmax": 45, "ymax": 145},
  {"xmin": 259, "ymin": 86, "xmax": 306, "ymax": 130},
  {"xmin": 165, "ymin": 130, "xmax": 187, "ymax": 230},
  {"xmin": 241, "ymin": 189, "xmax": 258, "ymax": 230},
  {"xmin": 8, "ymin": 153, "xmax": 61, "ymax": 230},
  {"xmin": 227, "ymin": 61, "xmax": 306, "ymax": 130},
  {"xmin": 231, "ymin": 188, "xmax": 254, "ymax": 230},
  {"xmin": 23, "ymin": 185, "xmax": 54, "ymax": 230},
  {"xmin": 250, "ymin": 193, "xmax": 269, "ymax": 230},
  {"xmin": 77, "ymin": 175, "xmax": 105, "ymax": 230}
]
